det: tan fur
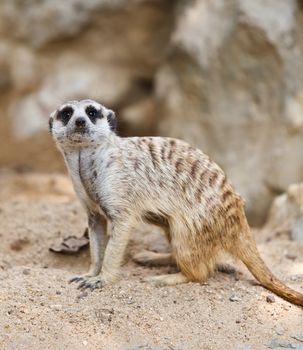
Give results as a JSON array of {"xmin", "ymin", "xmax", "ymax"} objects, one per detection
[{"xmin": 50, "ymin": 99, "xmax": 303, "ymax": 306}]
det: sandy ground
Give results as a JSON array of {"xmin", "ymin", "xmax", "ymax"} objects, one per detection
[{"xmin": 0, "ymin": 172, "xmax": 302, "ymax": 350}]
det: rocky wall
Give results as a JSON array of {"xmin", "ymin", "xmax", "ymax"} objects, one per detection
[{"xmin": 1, "ymin": 0, "xmax": 303, "ymax": 224}]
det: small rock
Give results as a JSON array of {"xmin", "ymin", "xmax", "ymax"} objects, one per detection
[
  {"xmin": 229, "ymin": 294, "xmax": 240, "ymax": 302},
  {"xmin": 290, "ymin": 275, "xmax": 303, "ymax": 282},
  {"xmin": 266, "ymin": 295, "xmax": 275, "ymax": 303},
  {"xmin": 22, "ymin": 268, "xmax": 30, "ymax": 275},
  {"xmin": 83, "ymin": 340, "xmax": 88, "ymax": 346},
  {"xmin": 76, "ymin": 291, "xmax": 88, "ymax": 300},
  {"xmin": 50, "ymin": 304, "xmax": 62, "ymax": 311},
  {"xmin": 55, "ymin": 290, "xmax": 61, "ymax": 295}
]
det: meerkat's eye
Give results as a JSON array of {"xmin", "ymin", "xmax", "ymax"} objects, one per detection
[
  {"xmin": 57, "ymin": 107, "xmax": 74, "ymax": 126},
  {"xmin": 85, "ymin": 105, "xmax": 102, "ymax": 124}
]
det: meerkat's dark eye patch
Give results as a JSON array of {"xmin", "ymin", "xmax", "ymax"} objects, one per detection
[
  {"xmin": 86, "ymin": 105, "xmax": 102, "ymax": 124},
  {"xmin": 57, "ymin": 107, "xmax": 74, "ymax": 126}
]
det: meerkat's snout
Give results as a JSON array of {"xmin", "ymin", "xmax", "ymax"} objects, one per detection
[
  {"xmin": 75, "ymin": 117, "xmax": 87, "ymax": 128},
  {"xmin": 74, "ymin": 117, "xmax": 88, "ymax": 134}
]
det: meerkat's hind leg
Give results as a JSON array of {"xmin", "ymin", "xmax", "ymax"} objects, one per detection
[
  {"xmin": 144, "ymin": 272, "xmax": 189, "ymax": 286},
  {"xmin": 133, "ymin": 250, "xmax": 176, "ymax": 267},
  {"xmin": 214, "ymin": 251, "xmax": 236, "ymax": 274}
]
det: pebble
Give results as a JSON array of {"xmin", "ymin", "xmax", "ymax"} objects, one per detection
[
  {"xmin": 290, "ymin": 275, "xmax": 302, "ymax": 282},
  {"xmin": 77, "ymin": 291, "xmax": 88, "ymax": 300},
  {"xmin": 266, "ymin": 295, "xmax": 275, "ymax": 303},
  {"xmin": 229, "ymin": 294, "xmax": 240, "ymax": 302},
  {"xmin": 22, "ymin": 268, "xmax": 31, "ymax": 275}
]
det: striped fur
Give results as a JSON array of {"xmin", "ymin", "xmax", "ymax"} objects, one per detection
[{"xmin": 50, "ymin": 99, "xmax": 303, "ymax": 306}]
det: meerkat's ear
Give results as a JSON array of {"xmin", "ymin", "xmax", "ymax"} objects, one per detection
[
  {"xmin": 49, "ymin": 110, "xmax": 57, "ymax": 134},
  {"xmin": 107, "ymin": 110, "xmax": 117, "ymax": 132}
]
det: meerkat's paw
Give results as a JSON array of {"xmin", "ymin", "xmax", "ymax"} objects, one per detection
[
  {"xmin": 216, "ymin": 263, "xmax": 236, "ymax": 275},
  {"xmin": 133, "ymin": 250, "xmax": 176, "ymax": 267},
  {"xmin": 144, "ymin": 272, "xmax": 189, "ymax": 286},
  {"xmin": 69, "ymin": 275, "xmax": 108, "ymax": 290},
  {"xmin": 69, "ymin": 274, "xmax": 96, "ymax": 285},
  {"xmin": 77, "ymin": 276, "xmax": 108, "ymax": 290}
]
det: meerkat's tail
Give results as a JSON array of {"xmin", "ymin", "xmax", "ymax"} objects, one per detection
[{"xmin": 233, "ymin": 229, "xmax": 303, "ymax": 307}]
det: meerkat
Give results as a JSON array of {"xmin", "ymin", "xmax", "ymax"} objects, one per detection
[{"xmin": 49, "ymin": 99, "xmax": 303, "ymax": 307}]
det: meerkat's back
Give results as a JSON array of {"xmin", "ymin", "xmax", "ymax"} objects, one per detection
[{"xmin": 125, "ymin": 136, "xmax": 303, "ymax": 306}]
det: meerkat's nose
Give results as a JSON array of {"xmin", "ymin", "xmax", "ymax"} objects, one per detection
[{"xmin": 75, "ymin": 117, "xmax": 87, "ymax": 128}]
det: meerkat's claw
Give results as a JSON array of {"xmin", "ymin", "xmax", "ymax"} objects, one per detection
[
  {"xmin": 69, "ymin": 274, "xmax": 98, "ymax": 285},
  {"xmin": 69, "ymin": 276, "xmax": 85, "ymax": 284},
  {"xmin": 76, "ymin": 276, "xmax": 106, "ymax": 290}
]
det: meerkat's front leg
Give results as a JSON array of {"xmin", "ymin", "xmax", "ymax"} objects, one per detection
[
  {"xmin": 70, "ymin": 212, "xmax": 108, "ymax": 284},
  {"xmin": 77, "ymin": 219, "xmax": 132, "ymax": 290}
]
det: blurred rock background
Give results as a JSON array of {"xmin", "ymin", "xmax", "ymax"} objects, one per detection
[{"xmin": 1, "ymin": 0, "xmax": 303, "ymax": 225}]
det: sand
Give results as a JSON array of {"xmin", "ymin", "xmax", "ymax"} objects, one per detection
[{"xmin": 0, "ymin": 172, "xmax": 302, "ymax": 350}]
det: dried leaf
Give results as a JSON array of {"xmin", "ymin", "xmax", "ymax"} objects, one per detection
[{"xmin": 49, "ymin": 229, "xmax": 89, "ymax": 254}]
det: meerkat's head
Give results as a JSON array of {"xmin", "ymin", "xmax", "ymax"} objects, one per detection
[{"xmin": 49, "ymin": 99, "xmax": 117, "ymax": 149}]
